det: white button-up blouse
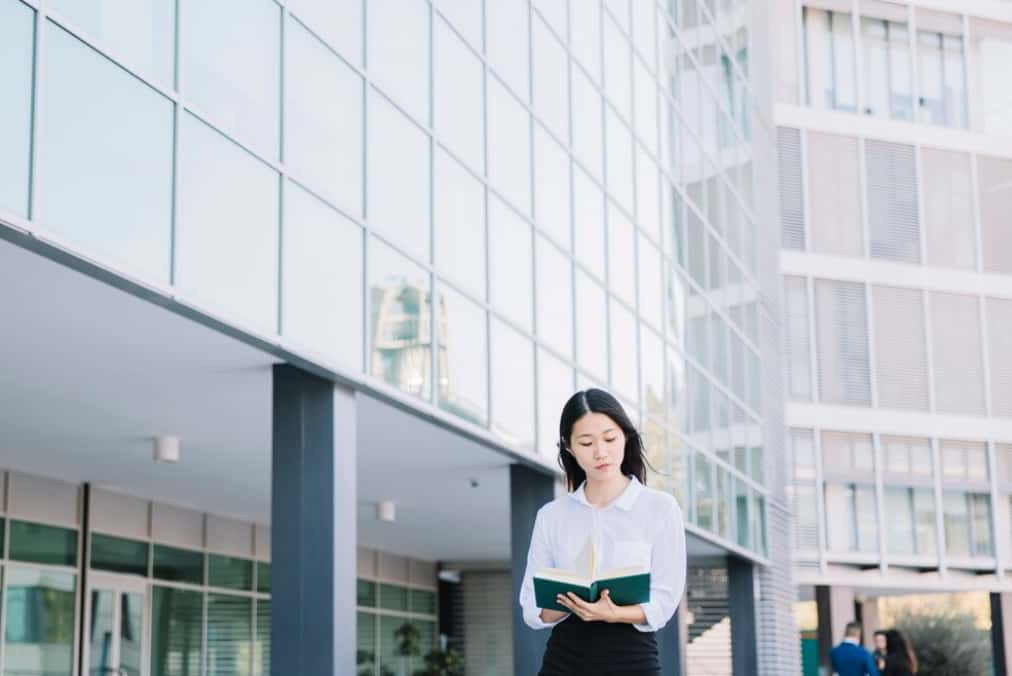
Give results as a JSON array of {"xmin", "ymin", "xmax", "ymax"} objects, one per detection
[{"xmin": 518, "ymin": 476, "xmax": 687, "ymax": 633}]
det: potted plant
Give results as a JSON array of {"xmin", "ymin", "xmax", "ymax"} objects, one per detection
[{"xmin": 414, "ymin": 647, "xmax": 464, "ymax": 676}]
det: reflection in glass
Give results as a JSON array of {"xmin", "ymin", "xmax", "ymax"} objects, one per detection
[
  {"xmin": 487, "ymin": 78, "xmax": 532, "ymax": 215},
  {"xmin": 177, "ymin": 113, "xmax": 279, "ymax": 332},
  {"xmin": 208, "ymin": 555, "xmax": 253, "ymax": 591},
  {"xmin": 489, "ymin": 197, "xmax": 533, "ymax": 331},
  {"xmin": 254, "ymin": 600, "xmax": 270, "ymax": 676},
  {"xmin": 207, "ymin": 594, "xmax": 253, "ymax": 676},
  {"xmin": 491, "ymin": 319, "xmax": 536, "ymax": 451},
  {"xmin": 184, "ymin": 0, "xmax": 280, "ymax": 157},
  {"xmin": 610, "ymin": 301, "xmax": 638, "ymax": 404},
  {"xmin": 695, "ymin": 453, "xmax": 713, "ymax": 530},
  {"xmin": 151, "ymin": 587, "xmax": 202, "ymax": 676},
  {"xmin": 3, "ymin": 568, "xmax": 76, "ymax": 676},
  {"xmin": 368, "ymin": 94, "xmax": 431, "ymax": 263},
  {"xmin": 369, "ymin": 238, "xmax": 432, "ymax": 400},
  {"xmin": 153, "ymin": 545, "xmax": 203, "ymax": 585},
  {"xmin": 0, "ymin": 0, "xmax": 33, "ymax": 218},
  {"xmin": 575, "ymin": 271, "xmax": 609, "ymax": 383},
  {"xmin": 90, "ymin": 534, "xmax": 149, "ymax": 577},
  {"xmin": 9, "ymin": 520, "xmax": 78, "ymax": 567},
  {"xmin": 285, "ymin": 19, "xmax": 363, "ymax": 214},
  {"xmin": 538, "ymin": 348, "xmax": 574, "ymax": 460},
  {"xmin": 436, "ymin": 284, "xmax": 488, "ymax": 426},
  {"xmin": 368, "ymin": 0, "xmax": 429, "ymax": 122},
  {"xmin": 89, "ymin": 590, "xmax": 115, "ymax": 676},
  {"xmin": 533, "ymin": 125, "xmax": 572, "ymax": 250},
  {"xmin": 535, "ymin": 235, "xmax": 574, "ymax": 359},
  {"xmin": 120, "ymin": 592, "xmax": 144, "ymax": 676},
  {"xmin": 49, "ymin": 0, "xmax": 175, "ymax": 85},
  {"xmin": 41, "ymin": 23, "xmax": 173, "ymax": 281},
  {"xmin": 434, "ymin": 17, "xmax": 484, "ymax": 172},
  {"xmin": 434, "ymin": 150, "xmax": 485, "ymax": 298},
  {"xmin": 282, "ymin": 183, "xmax": 363, "ymax": 368}
]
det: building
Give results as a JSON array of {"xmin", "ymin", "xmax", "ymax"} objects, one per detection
[
  {"xmin": 773, "ymin": 0, "xmax": 1012, "ymax": 672},
  {"xmin": 0, "ymin": 1, "xmax": 794, "ymax": 675}
]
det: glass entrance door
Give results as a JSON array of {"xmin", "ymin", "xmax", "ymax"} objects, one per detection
[{"xmin": 86, "ymin": 572, "xmax": 148, "ymax": 676}]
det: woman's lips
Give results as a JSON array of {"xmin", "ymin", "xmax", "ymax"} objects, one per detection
[{"xmin": 595, "ymin": 463, "xmax": 612, "ymax": 470}]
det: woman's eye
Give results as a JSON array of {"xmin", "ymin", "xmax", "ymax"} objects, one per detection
[
  {"xmin": 579, "ymin": 443, "xmax": 592, "ymax": 447},
  {"xmin": 604, "ymin": 438, "xmax": 617, "ymax": 443}
]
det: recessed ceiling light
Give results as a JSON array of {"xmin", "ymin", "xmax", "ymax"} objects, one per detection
[{"xmin": 154, "ymin": 435, "xmax": 180, "ymax": 463}]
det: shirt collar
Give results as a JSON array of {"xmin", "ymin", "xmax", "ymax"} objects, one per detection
[
  {"xmin": 843, "ymin": 638, "xmax": 859, "ymax": 646},
  {"xmin": 570, "ymin": 475, "xmax": 643, "ymax": 511}
]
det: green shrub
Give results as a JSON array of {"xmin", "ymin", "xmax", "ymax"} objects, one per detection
[{"xmin": 892, "ymin": 609, "xmax": 991, "ymax": 676}]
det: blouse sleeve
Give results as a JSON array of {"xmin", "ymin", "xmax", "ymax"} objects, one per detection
[
  {"xmin": 518, "ymin": 507, "xmax": 570, "ymax": 630},
  {"xmin": 633, "ymin": 499, "xmax": 687, "ymax": 633}
]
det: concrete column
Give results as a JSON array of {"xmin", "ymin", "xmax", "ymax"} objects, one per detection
[
  {"xmin": 992, "ymin": 592, "xmax": 1012, "ymax": 676},
  {"xmin": 658, "ymin": 606, "xmax": 688, "ymax": 676},
  {"xmin": 858, "ymin": 598, "xmax": 881, "ymax": 650},
  {"xmin": 271, "ymin": 365, "xmax": 357, "ymax": 676},
  {"xmin": 816, "ymin": 586, "xmax": 856, "ymax": 671},
  {"xmin": 728, "ymin": 557, "xmax": 758, "ymax": 676},
  {"xmin": 510, "ymin": 463, "xmax": 555, "ymax": 676}
]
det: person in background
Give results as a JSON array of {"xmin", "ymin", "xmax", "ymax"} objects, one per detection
[
  {"xmin": 873, "ymin": 630, "xmax": 888, "ymax": 672},
  {"xmin": 882, "ymin": 629, "xmax": 918, "ymax": 676},
  {"xmin": 829, "ymin": 621, "xmax": 880, "ymax": 676}
]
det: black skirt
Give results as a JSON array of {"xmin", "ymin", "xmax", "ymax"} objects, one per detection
[{"xmin": 539, "ymin": 615, "xmax": 661, "ymax": 676}]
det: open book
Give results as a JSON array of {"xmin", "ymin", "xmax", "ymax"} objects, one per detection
[{"xmin": 533, "ymin": 536, "xmax": 650, "ymax": 612}]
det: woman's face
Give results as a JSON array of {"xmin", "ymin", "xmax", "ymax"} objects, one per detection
[
  {"xmin": 568, "ymin": 412, "xmax": 626, "ymax": 483},
  {"xmin": 875, "ymin": 634, "xmax": 887, "ymax": 652}
]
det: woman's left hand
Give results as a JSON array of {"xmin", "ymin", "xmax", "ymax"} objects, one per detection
[{"xmin": 556, "ymin": 589, "xmax": 620, "ymax": 623}]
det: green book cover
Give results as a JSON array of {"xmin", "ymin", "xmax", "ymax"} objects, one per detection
[{"xmin": 533, "ymin": 570, "xmax": 650, "ymax": 612}]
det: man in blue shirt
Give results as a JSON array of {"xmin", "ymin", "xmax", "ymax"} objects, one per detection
[{"xmin": 829, "ymin": 621, "xmax": 880, "ymax": 676}]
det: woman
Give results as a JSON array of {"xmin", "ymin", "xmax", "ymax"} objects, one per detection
[
  {"xmin": 519, "ymin": 389, "xmax": 687, "ymax": 675},
  {"xmin": 882, "ymin": 629, "xmax": 918, "ymax": 676}
]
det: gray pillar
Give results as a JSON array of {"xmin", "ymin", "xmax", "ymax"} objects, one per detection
[
  {"xmin": 992, "ymin": 592, "xmax": 1012, "ymax": 676},
  {"xmin": 816, "ymin": 585, "xmax": 856, "ymax": 671},
  {"xmin": 658, "ymin": 606, "xmax": 688, "ymax": 676},
  {"xmin": 859, "ymin": 598, "xmax": 881, "ymax": 651},
  {"xmin": 728, "ymin": 557, "xmax": 758, "ymax": 676},
  {"xmin": 271, "ymin": 365, "xmax": 357, "ymax": 676},
  {"xmin": 510, "ymin": 463, "xmax": 555, "ymax": 676}
]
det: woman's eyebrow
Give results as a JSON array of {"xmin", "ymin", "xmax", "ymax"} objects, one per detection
[{"xmin": 576, "ymin": 428, "xmax": 617, "ymax": 438}]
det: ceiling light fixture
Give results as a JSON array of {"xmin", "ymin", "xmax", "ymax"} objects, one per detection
[
  {"xmin": 376, "ymin": 500, "xmax": 396, "ymax": 522},
  {"xmin": 154, "ymin": 435, "xmax": 180, "ymax": 463}
]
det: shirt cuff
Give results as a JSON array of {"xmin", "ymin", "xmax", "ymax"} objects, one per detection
[
  {"xmin": 525, "ymin": 610, "xmax": 570, "ymax": 630},
  {"xmin": 633, "ymin": 602, "xmax": 663, "ymax": 633}
]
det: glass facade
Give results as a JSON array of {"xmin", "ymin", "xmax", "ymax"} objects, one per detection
[
  {"xmin": 0, "ymin": 0, "xmax": 768, "ymax": 556},
  {"xmin": 357, "ymin": 578, "xmax": 437, "ymax": 676}
]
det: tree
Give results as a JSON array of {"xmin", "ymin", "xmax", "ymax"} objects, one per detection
[
  {"xmin": 413, "ymin": 647, "xmax": 465, "ymax": 676},
  {"xmin": 394, "ymin": 621, "xmax": 422, "ymax": 676},
  {"xmin": 893, "ymin": 609, "xmax": 991, "ymax": 676}
]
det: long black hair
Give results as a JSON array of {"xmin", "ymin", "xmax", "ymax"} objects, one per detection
[
  {"xmin": 556, "ymin": 388, "xmax": 649, "ymax": 491},
  {"xmin": 885, "ymin": 629, "xmax": 918, "ymax": 673}
]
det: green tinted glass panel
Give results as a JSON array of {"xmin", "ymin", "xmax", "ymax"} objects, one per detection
[
  {"xmin": 207, "ymin": 594, "xmax": 252, "ymax": 675},
  {"xmin": 90, "ymin": 533, "xmax": 149, "ymax": 576},
  {"xmin": 3, "ymin": 567, "xmax": 76, "ymax": 675},
  {"xmin": 0, "ymin": 518, "xmax": 5, "ymax": 554},
  {"xmin": 208, "ymin": 554, "xmax": 253, "ymax": 590},
  {"xmin": 412, "ymin": 619, "xmax": 436, "ymax": 673},
  {"xmin": 357, "ymin": 612, "xmax": 377, "ymax": 674},
  {"xmin": 254, "ymin": 599, "xmax": 270, "ymax": 676},
  {"xmin": 379, "ymin": 615, "xmax": 407, "ymax": 674},
  {"xmin": 378, "ymin": 583, "xmax": 407, "ymax": 611},
  {"xmin": 151, "ymin": 586, "xmax": 203, "ymax": 676},
  {"xmin": 409, "ymin": 589, "xmax": 436, "ymax": 616},
  {"xmin": 9, "ymin": 520, "xmax": 78, "ymax": 566},
  {"xmin": 256, "ymin": 561, "xmax": 271, "ymax": 594},
  {"xmin": 357, "ymin": 579, "xmax": 376, "ymax": 607},
  {"xmin": 153, "ymin": 545, "xmax": 204, "ymax": 584}
]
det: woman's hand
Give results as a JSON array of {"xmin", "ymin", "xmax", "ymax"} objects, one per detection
[{"xmin": 556, "ymin": 590, "xmax": 621, "ymax": 623}]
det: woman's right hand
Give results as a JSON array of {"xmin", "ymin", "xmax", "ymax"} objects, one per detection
[{"xmin": 539, "ymin": 608, "xmax": 569, "ymax": 624}]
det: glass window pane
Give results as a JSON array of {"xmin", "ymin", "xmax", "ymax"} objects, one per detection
[
  {"xmin": 254, "ymin": 599, "xmax": 270, "ymax": 676},
  {"xmin": 3, "ymin": 568, "xmax": 76, "ymax": 675},
  {"xmin": 884, "ymin": 488, "xmax": 914, "ymax": 556},
  {"xmin": 90, "ymin": 533, "xmax": 149, "ymax": 577},
  {"xmin": 640, "ymin": 328, "xmax": 664, "ymax": 420},
  {"xmin": 489, "ymin": 197, "xmax": 533, "ymax": 331},
  {"xmin": 694, "ymin": 453, "xmax": 713, "ymax": 530},
  {"xmin": 437, "ymin": 283, "xmax": 488, "ymax": 426},
  {"xmin": 285, "ymin": 19, "xmax": 363, "ymax": 214},
  {"xmin": 368, "ymin": 94, "xmax": 431, "ymax": 263},
  {"xmin": 944, "ymin": 492, "xmax": 970, "ymax": 557},
  {"xmin": 923, "ymin": 148, "xmax": 975, "ymax": 270},
  {"xmin": 804, "ymin": 8, "xmax": 832, "ymax": 109},
  {"xmin": 715, "ymin": 467, "xmax": 730, "ymax": 539},
  {"xmin": 572, "ymin": 66, "xmax": 604, "ymax": 178},
  {"xmin": 177, "ymin": 113, "xmax": 279, "ymax": 332},
  {"xmin": 40, "ymin": 23, "xmax": 174, "ymax": 281},
  {"xmin": 49, "ymin": 0, "xmax": 175, "ymax": 85},
  {"xmin": 490, "ymin": 319, "xmax": 536, "ymax": 450},
  {"xmin": 605, "ymin": 111, "xmax": 635, "ymax": 213},
  {"xmin": 89, "ymin": 590, "xmax": 115, "ymax": 676},
  {"xmin": 854, "ymin": 485, "xmax": 878, "ymax": 552},
  {"xmin": 256, "ymin": 562, "xmax": 271, "ymax": 594},
  {"xmin": 208, "ymin": 554, "xmax": 253, "ymax": 591},
  {"xmin": 487, "ymin": 79, "xmax": 532, "ymax": 215},
  {"xmin": 972, "ymin": 19, "xmax": 1012, "ymax": 136},
  {"xmin": 735, "ymin": 480, "xmax": 751, "ymax": 548},
  {"xmin": 9, "ymin": 521, "xmax": 77, "ymax": 567},
  {"xmin": 367, "ymin": 0, "xmax": 429, "ymax": 122},
  {"xmin": 815, "ymin": 280, "xmax": 871, "ymax": 406},
  {"xmin": 831, "ymin": 12, "xmax": 857, "ymax": 111},
  {"xmin": 573, "ymin": 168, "xmax": 607, "ymax": 275},
  {"xmin": 0, "ymin": 0, "xmax": 35, "ymax": 219},
  {"xmin": 639, "ymin": 233, "xmax": 663, "ymax": 330},
  {"xmin": 153, "ymin": 545, "xmax": 204, "ymax": 585},
  {"xmin": 889, "ymin": 22, "xmax": 913, "ymax": 120},
  {"xmin": 379, "ymin": 583, "xmax": 407, "ymax": 611},
  {"xmin": 357, "ymin": 579, "xmax": 376, "ymax": 607},
  {"xmin": 286, "ymin": 0, "xmax": 362, "ymax": 65},
  {"xmin": 538, "ymin": 348, "xmax": 574, "ymax": 460},
  {"xmin": 151, "ymin": 586, "xmax": 203, "ymax": 676},
  {"xmin": 532, "ymin": 16, "xmax": 569, "ymax": 142},
  {"xmin": 409, "ymin": 589, "xmax": 436, "ymax": 616},
  {"xmin": 610, "ymin": 301, "xmax": 638, "ymax": 403},
  {"xmin": 918, "ymin": 31, "xmax": 945, "ymax": 125},
  {"xmin": 943, "ymin": 35, "xmax": 967, "ymax": 128},
  {"xmin": 368, "ymin": 237, "xmax": 432, "ymax": 400},
  {"xmin": 862, "ymin": 18, "xmax": 889, "ymax": 118},
  {"xmin": 535, "ymin": 235, "xmax": 574, "ymax": 358},
  {"xmin": 486, "ymin": 0, "xmax": 530, "ymax": 99},
  {"xmin": 207, "ymin": 594, "xmax": 252, "ymax": 676},
  {"xmin": 434, "ymin": 151, "xmax": 485, "ymax": 299},
  {"xmin": 972, "ymin": 493, "xmax": 992, "ymax": 556},
  {"xmin": 575, "ymin": 271, "xmax": 609, "ymax": 383},
  {"xmin": 282, "ymin": 182, "xmax": 364, "ymax": 369},
  {"xmin": 433, "ymin": 17, "xmax": 484, "ymax": 172},
  {"xmin": 533, "ymin": 125, "xmax": 572, "ymax": 250},
  {"xmin": 571, "ymin": 0, "xmax": 602, "ymax": 81},
  {"xmin": 184, "ymin": 0, "xmax": 280, "ymax": 157},
  {"xmin": 603, "ymin": 16, "xmax": 632, "ymax": 120},
  {"xmin": 607, "ymin": 205, "xmax": 637, "ymax": 306},
  {"xmin": 435, "ymin": 0, "xmax": 482, "ymax": 48},
  {"xmin": 356, "ymin": 612, "xmax": 377, "ymax": 674},
  {"xmin": 913, "ymin": 488, "xmax": 936, "ymax": 556}
]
